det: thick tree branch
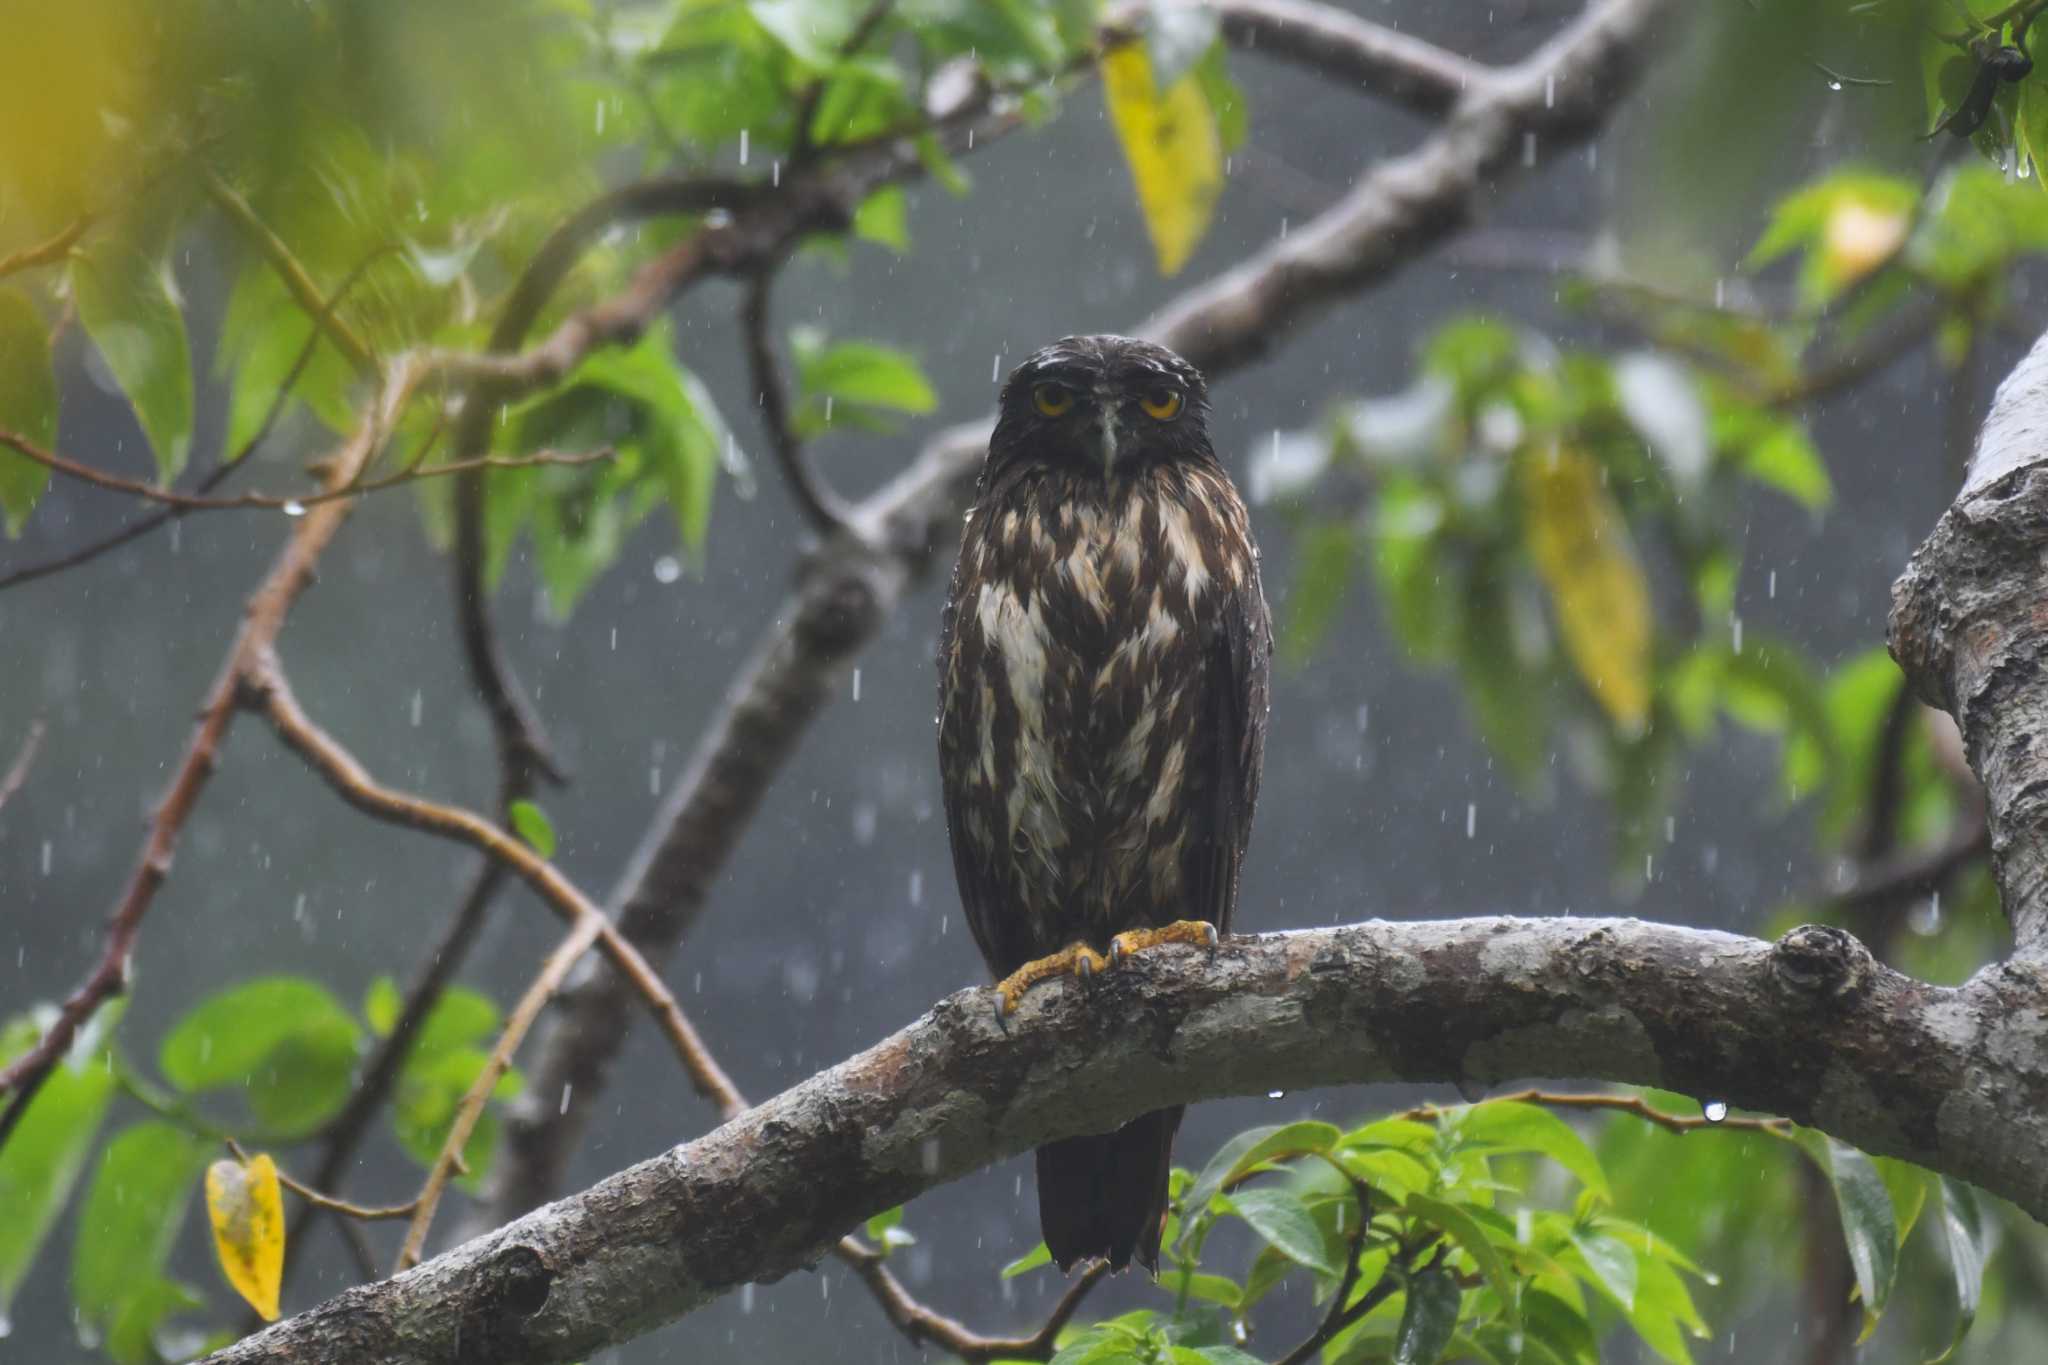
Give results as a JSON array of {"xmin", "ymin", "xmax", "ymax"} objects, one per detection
[
  {"xmin": 203, "ymin": 915, "xmax": 2048, "ymax": 1365},
  {"xmin": 1891, "ymin": 324, "xmax": 2048, "ymax": 960},
  {"xmin": 489, "ymin": 0, "xmax": 1677, "ymax": 1229}
]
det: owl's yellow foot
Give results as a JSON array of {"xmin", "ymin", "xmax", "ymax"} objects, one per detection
[
  {"xmin": 995, "ymin": 941, "xmax": 1110, "ymax": 1018},
  {"xmin": 1108, "ymin": 919, "xmax": 1220, "ymax": 967}
]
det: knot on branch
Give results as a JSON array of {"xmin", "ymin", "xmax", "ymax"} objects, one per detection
[
  {"xmin": 792, "ymin": 557, "xmax": 883, "ymax": 653},
  {"xmin": 454, "ymin": 1244, "xmax": 554, "ymax": 1363},
  {"xmin": 1770, "ymin": 923, "xmax": 1876, "ymax": 1004}
]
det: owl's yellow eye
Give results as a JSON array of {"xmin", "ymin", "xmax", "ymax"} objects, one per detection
[
  {"xmin": 1140, "ymin": 387, "xmax": 1184, "ymax": 421},
  {"xmin": 1032, "ymin": 383, "xmax": 1074, "ymax": 417}
]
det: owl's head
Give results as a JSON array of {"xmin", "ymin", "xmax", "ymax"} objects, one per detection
[{"xmin": 989, "ymin": 335, "xmax": 1214, "ymax": 478}]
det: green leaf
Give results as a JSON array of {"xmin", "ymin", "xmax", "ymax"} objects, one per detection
[
  {"xmin": 1874, "ymin": 1157, "xmax": 1930, "ymax": 1251},
  {"xmin": 1741, "ymin": 419, "xmax": 1831, "ymax": 510},
  {"xmin": 1796, "ymin": 1132, "xmax": 1898, "ymax": 1331},
  {"xmin": 0, "ymin": 288, "xmax": 57, "ymax": 534},
  {"xmin": 392, "ymin": 1046, "xmax": 520, "ymax": 1187},
  {"xmin": 104, "ymin": 1277, "xmax": 202, "ymax": 1365},
  {"xmin": 1193, "ymin": 40, "xmax": 1247, "ymax": 152},
  {"xmin": 1567, "ymin": 1228, "xmax": 1638, "ymax": 1311},
  {"xmin": 1168, "ymin": 1270, "xmax": 1242, "ymax": 1309},
  {"xmin": 508, "ymin": 799, "xmax": 557, "ymax": 858},
  {"xmin": 1927, "ymin": 1177, "xmax": 1987, "ymax": 1363},
  {"xmin": 159, "ymin": 976, "xmax": 363, "ymax": 1095},
  {"xmin": 217, "ymin": 260, "xmax": 358, "ymax": 457},
  {"xmin": 0, "ymin": 1011, "xmax": 118, "ymax": 1320},
  {"xmin": 243, "ymin": 1011, "xmax": 360, "ymax": 1137},
  {"xmin": 71, "ymin": 244, "xmax": 194, "ymax": 483},
  {"xmin": 792, "ymin": 332, "xmax": 938, "ymax": 432},
  {"xmin": 364, "ymin": 976, "xmax": 402, "ymax": 1036},
  {"xmin": 852, "ymin": 186, "xmax": 910, "ymax": 252},
  {"xmin": 1222, "ymin": 1187, "xmax": 1341, "ymax": 1276},
  {"xmin": 410, "ymin": 986, "xmax": 502, "ymax": 1062},
  {"xmin": 1452, "ymin": 1101, "xmax": 1612, "ymax": 1202},
  {"xmin": 1405, "ymin": 1194, "xmax": 1518, "ymax": 1325},
  {"xmin": 1178, "ymin": 1121, "xmax": 1338, "ymax": 1241},
  {"xmin": 1395, "ymin": 1266, "xmax": 1462, "ymax": 1364},
  {"xmin": 1000, "ymin": 1241, "xmax": 1052, "ymax": 1278},
  {"xmin": 1520, "ymin": 1287, "xmax": 1600, "ymax": 1365},
  {"xmin": 1282, "ymin": 522, "xmax": 1362, "ymax": 667},
  {"xmin": 71, "ymin": 1122, "xmax": 210, "ymax": 1331}
]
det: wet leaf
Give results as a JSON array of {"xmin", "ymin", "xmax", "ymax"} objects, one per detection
[
  {"xmin": 72, "ymin": 1122, "xmax": 210, "ymax": 1335},
  {"xmin": 1395, "ymin": 1266, "xmax": 1462, "ymax": 1364},
  {"xmin": 159, "ymin": 977, "xmax": 363, "ymax": 1096},
  {"xmin": 1101, "ymin": 39, "xmax": 1222, "ymax": 275},
  {"xmin": 1567, "ymin": 1229, "xmax": 1638, "ymax": 1312},
  {"xmin": 1000, "ymin": 1240, "xmax": 1052, "ymax": 1278},
  {"xmin": 1451, "ymin": 1101, "xmax": 1611, "ymax": 1202},
  {"xmin": 71, "ymin": 243, "xmax": 194, "ymax": 483},
  {"xmin": 205, "ymin": 1153, "xmax": 285, "ymax": 1320},
  {"xmin": 1518, "ymin": 447, "xmax": 1652, "ymax": 734},
  {"xmin": 0, "ymin": 287, "xmax": 57, "ymax": 534},
  {"xmin": 1404, "ymin": 1193, "xmax": 1518, "ymax": 1325},
  {"xmin": 508, "ymin": 799, "xmax": 557, "ymax": 858},
  {"xmin": 1927, "ymin": 1176, "xmax": 1986, "ymax": 1363},
  {"xmin": 0, "ymin": 1010, "xmax": 117, "ymax": 1322},
  {"xmin": 1222, "ymin": 1187, "xmax": 1341, "ymax": 1276}
]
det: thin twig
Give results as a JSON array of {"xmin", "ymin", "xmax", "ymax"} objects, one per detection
[
  {"xmin": 838, "ymin": 1243, "xmax": 1108, "ymax": 1362},
  {"xmin": 741, "ymin": 271, "xmax": 848, "ymax": 535},
  {"xmin": 0, "ymin": 217, "xmax": 89, "ymax": 279},
  {"xmin": 0, "ymin": 431, "xmax": 611, "ymax": 512},
  {"xmin": 0, "ymin": 719, "xmax": 45, "ymax": 815},
  {"xmin": 224, "ymin": 1138, "xmax": 419, "ymax": 1221},
  {"xmin": 396, "ymin": 913, "xmax": 606, "ymax": 1268},
  {"xmin": 1400, "ymin": 1087, "xmax": 1791, "ymax": 1135}
]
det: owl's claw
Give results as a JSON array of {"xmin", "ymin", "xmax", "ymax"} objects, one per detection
[
  {"xmin": 993, "ymin": 941, "xmax": 1110, "ymax": 1016},
  {"xmin": 1108, "ymin": 920, "xmax": 1222, "ymax": 967}
]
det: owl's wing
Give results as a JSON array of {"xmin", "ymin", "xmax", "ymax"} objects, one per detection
[
  {"xmin": 1187, "ymin": 564, "xmax": 1271, "ymax": 938},
  {"xmin": 936, "ymin": 515, "xmax": 1034, "ymax": 977}
]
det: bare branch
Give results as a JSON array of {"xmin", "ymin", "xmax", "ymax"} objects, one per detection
[
  {"xmin": 397, "ymin": 913, "xmax": 607, "ymax": 1270},
  {"xmin": 1398, "ymin": 1087, "xmax": 1790, "ymax": 1136},
  {"xmin": 492, "ymin": 0, "xmax": 1678, "ymax": 1231},
  {"xmin": 0, "ymin": 431, "xmax": 612, "ymax": 512},
  {"xmin": 837, "ymin": 1241, "xmax": 1107, "ymax": 1362},
  {"xmin": 741, "ymin": 271, "xmax": 849, "ymax": 535},
  {"xmin": 223, "ymin": 1139, "xmax": 420, "ymax": 1223},
  {"xmin": 200, "ymin": 914, "xmax": 2048, "ymax": 1365}
]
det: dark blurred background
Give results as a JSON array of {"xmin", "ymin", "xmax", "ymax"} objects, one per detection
[{"xmin": 0, "ymin": 0, "xmax": 2026, "ymax": 1359}]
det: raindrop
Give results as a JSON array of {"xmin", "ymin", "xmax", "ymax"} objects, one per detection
[
  {"xmin": 1267, "ymin": 1089, "xmax": 1285, "ymax": 1100},
  {"xmin": 991, "ymin": 353, "xmax": 1003, "ymax": 383},
  {"xmin": 1644, "ymin": 854, "xmax": 1654, "ymax": 880},
  {"xmin": 1730, "ymin": 613, "xmax": 1744, "ymax": 654},
  {"xmin": 1909, "ymin": 892, "xmax": 1942, "ymax": 936},
  {"xmin": 1713, "ymin": 278, "xmax": 1726, "ymax": 308},
  {"xmin": 741, "ymin": 1284, "xmax": 756, "ymax": 1314},
  {"xmin": 1702, "ymin": 1100, "xmax": 1729, "ymax": 1123},
  {"xmin": 650, "ymin": 766, "xmax": 661, "ymax": 796},
  {"xmin": 739, "ymin": 128, "xmax": 750, "ymax": 165},
  {"xmin": 653, "ymin": 555, "xmax": 682, "ymax": 583},
  {"xmin": 1827, "ymin": 78, "xmax": 1843, "ymax": 91},
  {"xmin": 40, "ymin": 840, "xmax": 51, "ymax": 876},
  {"xmin": 409, "ymin": 691, "xmax": 423, "ymax": 727},
  {"xmin": 852, "ymin": 668, "xmax": 862, "ymax": 702},
  {"xmin": 939, "ymin": 913, "xmax": 948, "ymax": 937},
  {"xmin": 1544, "ymin": 74, "xmax": 1555, "ymax": 108},
  {"xmin": 823, "ymin": 395, "xmax": 835, "ymax": 424},
  {"xmin": 821, "ymin": 1277, "xmax": 829, "ymax": 1301},
  {"xmin": 1465, "ymin": 803, "xmax": 1476, "ymax": 839},
  {"xmin": 282, "ymin": 500, "xmax": 307, "ymax": 518},
  {"xmin": 1664, "ymin": 816, "xmax": 1675, "ymax": 844},
  {"xmin": 909, "ymin": 870, "xmax": 923, "ymax": 905},
  {"xmin": 1767, "ymin": 570, "xmax": 1777, "ymax": 599},
  {"xmin": 559, "ymin": 1083, "xmax": 573, "ymax": 1115},
  {"xmin": 772, "ymin": 160, "xmax": 781, "ymax": 187},
  {"xmin": 595, "ymin": 101, "xmax": 606, "ymax": 135},
  {"xmin": 610, "ymin": 626, "xmax": 618, "ymax": 651}
]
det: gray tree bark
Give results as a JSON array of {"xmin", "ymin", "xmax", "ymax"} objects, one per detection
[{"xmin": 203, "ymin": 915, "xmax": 2048, "ymax": 1365}]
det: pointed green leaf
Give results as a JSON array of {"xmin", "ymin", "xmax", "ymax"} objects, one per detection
[
  {"xmin": 1395, "ymin": 1266, "xmax": 1462, "ymax": 1364},
  {"xmin": 1797, "ymin": 1132, "xmax": 1898, "ymax": 1328},
  {"xmin": 159, "ymin": 977, "xmax": 362, "ymax": 1094},
  {"xmin": 0, "ymin": 1011, "xmax": 118, "ymax": 1319},
  {"xmin": 1222, "ymin": 1187, "xmax": 1341, "ymax": 1276},
  {"xmin": 71, "ymin": 245, "xmax": 194, "ymax": 483},
  {"xmin": 1404, "ymin": 1194, "xmax": 1518, "ymax": 1325},
  {"xmin": 0, "ymin": 288, "xmax": 57, "ymax": 534},
  {"xmin": 1452, "ymin": 1101, "xmax": 1611, "ymax": 1202},
  {"xmin": 852, "ymin": 186, "xmax": 909, "ymax": 253},
  {"xmin": 364, "ymin": 976, "xmax": 402, "ymax": 1036},
  {"xmin": 71, "ymin": 1122, "xmax": 210, "ymax": 1329},
  {"xmin": 508, "ymin": 799, "xmax": 557, "ymax": 858},
  {"xmin": 1927, "ymin": 1177, "xmax": 1986, "ymax": 1363},
  {"xmin": 1567, "ymin": 1229, "xmax": 1638, "ymax": 1311},
  {"xmin": 1000, "ymin": 1240, "xmax": 1052, "ymax": 1278}
]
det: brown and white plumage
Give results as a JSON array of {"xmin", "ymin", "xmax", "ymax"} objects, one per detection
[{"xmin": 936, "ymin": 335, "xmax": 1270, "ymax": 1272}]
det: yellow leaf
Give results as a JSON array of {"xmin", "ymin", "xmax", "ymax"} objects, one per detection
[
  {"xmin": 1520, "ymin": 448, "xmax": 1652, "ymax": 735},
  {"xmin": 1821, "ymin": 197, "xmax": 1907, "ymax": 291},
  {"xmin": 206, "ymin": 1154, "xmax": 284, "ymax": 1321},
  {"xmin": 1100, "ymin": 42, "xmax": 1223, "ymax": 276}
]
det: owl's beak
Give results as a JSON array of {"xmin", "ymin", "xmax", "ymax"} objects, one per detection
[{"xmin": 1095, "ymin": 390, "xmax": 1122, "ymax": 473}]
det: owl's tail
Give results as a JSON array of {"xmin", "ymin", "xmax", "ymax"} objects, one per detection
[{"xmin": 1034, "ymin": 1105, "xmax": 1183, "ymax": 1274}]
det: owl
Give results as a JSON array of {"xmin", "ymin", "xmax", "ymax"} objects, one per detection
[{"xmin": 936, "ymin": 334, "xmax": 1271, "ymax": 1272}]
